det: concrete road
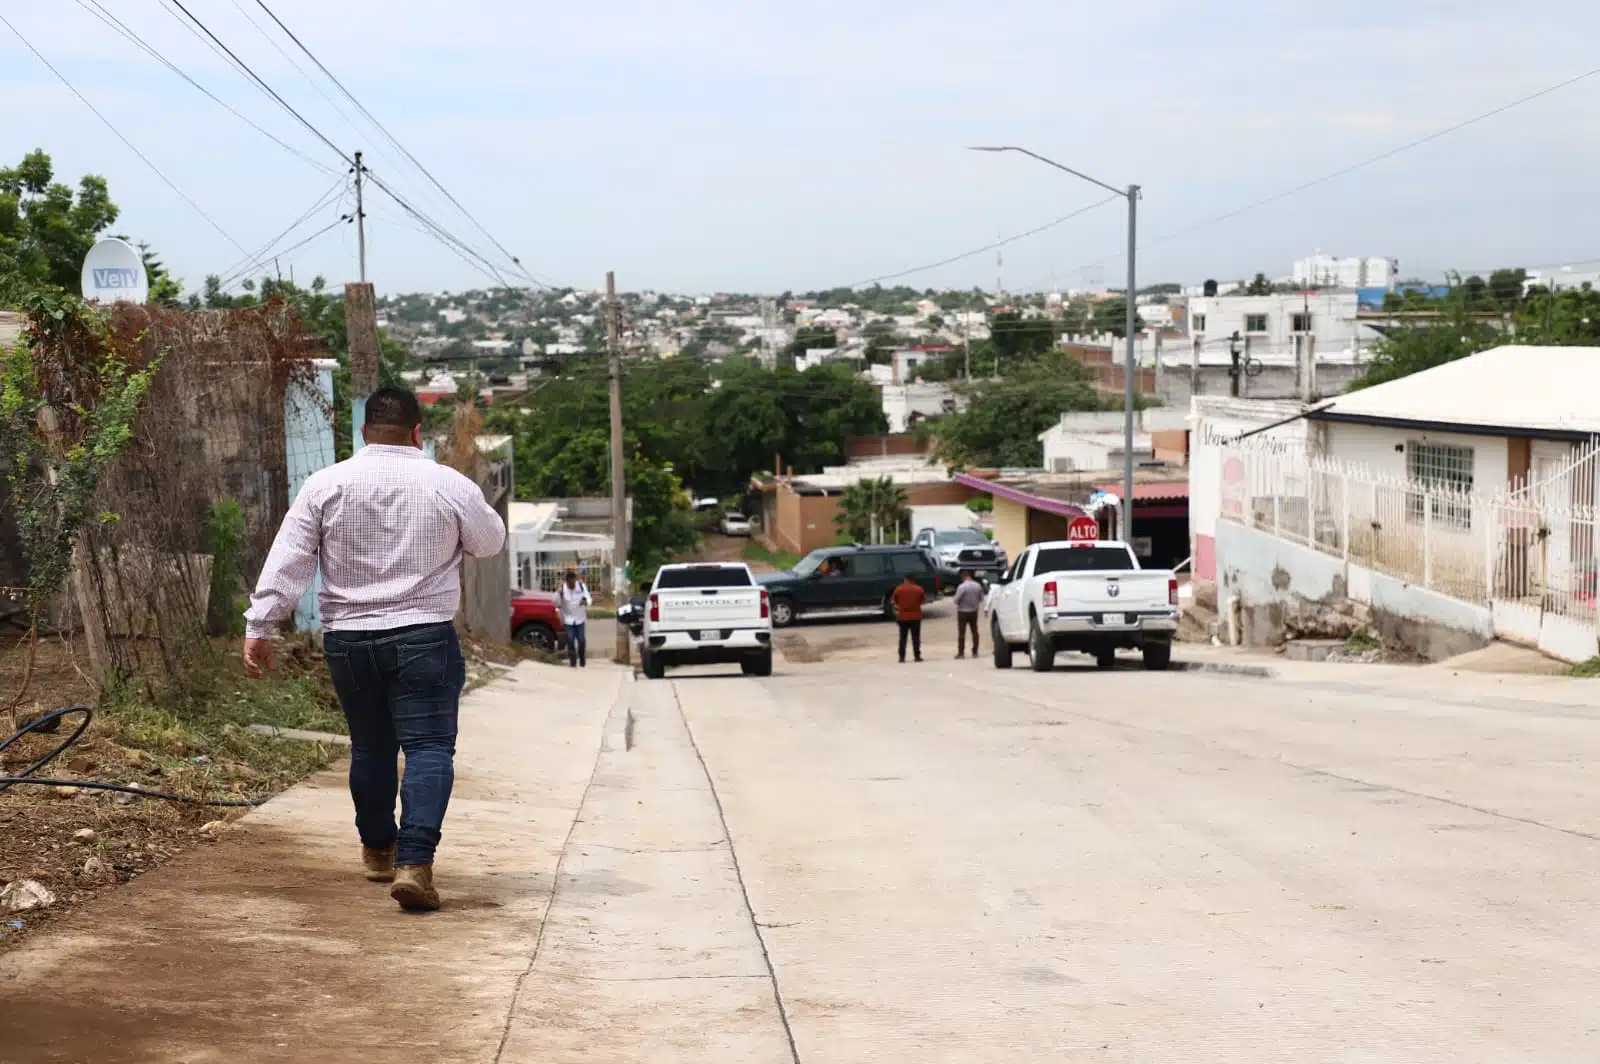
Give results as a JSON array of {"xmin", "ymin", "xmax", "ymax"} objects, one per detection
[
  {"xmin": 657, "ymin": 655, "xmax": 1600, "ymax": 1062},
  {"xmin": 9, "ymin": 647, "xmax": 1600, "ymax": 1062}
]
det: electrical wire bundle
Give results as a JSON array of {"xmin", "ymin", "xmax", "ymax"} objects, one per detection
[{"xmin": 0, "ymin": 707, "xmax": 266, "ymax": 808}]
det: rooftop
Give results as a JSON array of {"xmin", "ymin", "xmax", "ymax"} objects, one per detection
[
  {"xmin": 955, "ymin": 465, "xmax": 1188, "ymax": 515},
  {"xmin": 1308, "ymin": 345, "xmax": 1600, "ymax": 438}
]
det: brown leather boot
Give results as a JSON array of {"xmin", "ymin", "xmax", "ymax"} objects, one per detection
[
  {"xmin": 362, "ymin": 844, "xmax": 396, "ymax": 883},
  {"xmin": 390, "ymin": 864, "xmax": 440, "ymax": 912}
]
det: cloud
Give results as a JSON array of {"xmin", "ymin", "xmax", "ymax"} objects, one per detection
[{"xmin": 2, "ymin": 0, "xmax": 1598, "ymax": 294}]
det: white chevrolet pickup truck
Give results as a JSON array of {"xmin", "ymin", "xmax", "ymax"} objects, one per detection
[
  {"xmin": 641, "ymin": 562, "xmax": 773, "ymax": 679},
  {"xmin": 989, "ymin": 540, "xmax": 1178, "ymax": 672}
]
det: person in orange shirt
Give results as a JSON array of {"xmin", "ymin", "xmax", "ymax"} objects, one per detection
[{"xmin": 890, "ymin": 573, "xmax": 926, "ymax": 663}]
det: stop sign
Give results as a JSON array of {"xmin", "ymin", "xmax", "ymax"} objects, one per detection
[{"xmin": 1067, "ymin": 515, "xmax": 1100, "ymax": 543}]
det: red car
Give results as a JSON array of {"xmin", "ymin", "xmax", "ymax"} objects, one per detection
[{"xmin": 511, "ymin": 591, "xmax": 566, "ymax": 652}]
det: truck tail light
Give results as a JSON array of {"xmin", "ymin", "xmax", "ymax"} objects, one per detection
[
  {"xmin": 759, "ymin": 589, "xmax": 770, "ymax": 619},
  {"xmin": 648, "ymin": 593, "xmax": 659, "ymax": 622},
  {"xmin": 1168, "ymin": 577, "xmax": 1179, "ymax": 606},
  {"xmin": 1043, "ymin": 581, "xmax": 1057, "ymax": 608}
]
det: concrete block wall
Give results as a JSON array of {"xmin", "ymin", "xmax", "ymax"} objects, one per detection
[{"xmin": 1216, "ymin": 520, "xmax": 1493, "ymax": 661}]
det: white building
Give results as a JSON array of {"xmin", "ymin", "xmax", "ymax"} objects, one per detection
[
  {"xmin": 1185, "ymin": 291, "xmax": 1380, "ymax": 359},
  {"xmin": 881, "ymin": 382, "xmax": 960, "ymax": 433},
  {"xmin": 1038, "ymin": 409, "xmax": 1190, "ymax": 474},
  {"xmin": 1291, "ymin": 253, "xmax": 1398, "ymax": 291},
  {"xmin": 1523, "ymin": 267, "xmax": 1600, "ymax": 294},
  {"xmin": 439, "ymin": 308, "xmax": 467, "ymax": 325}
]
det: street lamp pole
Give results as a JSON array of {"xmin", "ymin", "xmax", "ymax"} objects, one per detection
[{"xmin": 969, "ymin": 146, "xmax": 1138, "ymax": 542}]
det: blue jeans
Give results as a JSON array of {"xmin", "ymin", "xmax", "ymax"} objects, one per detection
[
  {"xmin": 566, "ymin": 621, "xmax": 587, "ymax": 667},
  {"xmin": 323, "ymin": 623, "xmax": 465, "ymax": 867}
]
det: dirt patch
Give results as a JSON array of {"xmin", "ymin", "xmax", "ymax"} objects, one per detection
[
  {"xmin": 773, "ymin": 632, "xmax": 823, "ymax": 664},
  {"xmin": 0, "ymin": 819, "xmax": 499, "ymax": 1063}
]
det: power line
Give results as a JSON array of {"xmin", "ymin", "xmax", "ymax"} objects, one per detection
[
  {"xmin": 219, "ymin": 216, "xmax": 351, "ymax": 292},
  {"xmin": 1074, "ymin": 62, "xmax": 1600, "ymax": 274},
  {"xmin": 842, "ymin": 195, "xmax": 1121, "ymax": 289},
  {"xmin": 0, "ymin": 11, "xmax": 260, "ymax": 263},
  {"xmin": 159, "ymin": 0, "xmax": 350, "ymax": 165},
  {"xmin": 214, "ymin": 176, "xmax": 349, "ymax": 287},
  {"xmin": 157, "ymin": 0, "xmax": 529, "ymax": 291},
  {"xmin": 248, "ymin": 0, "xmax": 555, "ymax": 288},
  {"xmin": 70, "ymin": 0, "xmax": 337, "ymax": 177}
]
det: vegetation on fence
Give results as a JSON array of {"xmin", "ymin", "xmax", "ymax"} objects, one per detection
[{"xmin": 0, "ymin": 292, "xmax": 160, "ymax": 705}]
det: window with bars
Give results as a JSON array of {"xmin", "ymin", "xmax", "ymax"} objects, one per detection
[
  {"xmin": 1193, "ymin": 313, "xmax": 1207, "ymax": 333},
  {"xmin": 1291, "ymin": 311, "xmax": 1313, "ymax": 332},
  {"xmin": 1244, "ymin": 313, "xmax": 1268, "ymax": 333},
  {"xmin": 1406, "ymin": 440, "xmax": 1474, "ymax": 528}
]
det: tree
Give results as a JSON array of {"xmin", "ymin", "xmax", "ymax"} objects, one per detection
[
  {"xmin": 931, "ymin": 351, "xmax": 1103, "ymax": 467},
  {"xmin": 834, "ymin": 476, "xmax": 909, "ymax": 545},
  {"xmin": 864, "ymin": 332, "xmax": 896, "ymax": 365},
  {"xmin": 1489, "ymin": 268, "xmax": 1527, "ymax": 307},
  {"xmin": 1089, "ymin": 297, "xmax": 1144, "ymax": 339},
  {"xmin": 988, "ymin": 311, "xmax": 1057, "ymax": 368},
  {"xmin": 1352, "ymin": 289, "xmax": 1501, "ymax": 389},
  {"xmin": 780, "ymin": 326, "xmax": 836, "ymax": 367},
  {"xmin": 1245, "ymin": 272, "xmax": 1273, "ymax": 296},
  {"xmin": 0, "ymin": 150, "xmax": 119, "ymax": 301}
]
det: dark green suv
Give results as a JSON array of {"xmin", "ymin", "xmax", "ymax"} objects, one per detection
[{"xmin": 757, "ymin": 545, "xmax": 942, "ymax": 627}]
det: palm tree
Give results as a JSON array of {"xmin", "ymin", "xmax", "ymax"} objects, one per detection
[{"xmin": 834, "ymin": 476, "xmax": 910, "ymax": 545}]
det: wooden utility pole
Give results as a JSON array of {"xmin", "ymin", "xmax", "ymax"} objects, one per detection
[
  {"xmin": 345, "ymin": 150, "xmax": 377, "ymax": 453},
  {"xmin": 606, "ymin": 271, "xmax": 631, "ymax": 665},
  {"xmin": 353, "ymin": 151, "xmax": 368, "ymax": 283}
]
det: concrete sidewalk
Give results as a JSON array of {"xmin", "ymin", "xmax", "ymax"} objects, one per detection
[{"xmin": 0, "ymin": 662, "xmax": 624, "ymax": 1063}]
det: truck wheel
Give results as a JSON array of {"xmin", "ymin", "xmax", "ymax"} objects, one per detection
[
  {"xmin": 642, "ymin": 651, "xmax": 666, "ymax": 680},
  {"xmin": 992, "ymin": 617, "xmax": 1013, "ymax": 669},
  {"xmin": 1028, "ymin": 617, "xmax": 1055, "ymax": 673},
  {"xmin": 769, "ymin": 598, "xmax": 796, "ymax": 628},
  {"xmin": 1142, "ymin": 642, "xmax": 1172, "ymax": 671},
  {"xmin": 1095, "ymin": 648, "xmax": 1117, "ymax": 670},
  {"xmin": 514, "ymin": 623, "xmax": 556, "ymax": 653},
  {"xmin": 741, "ymin": 651, "xmax": 773, "ymax": 677}
]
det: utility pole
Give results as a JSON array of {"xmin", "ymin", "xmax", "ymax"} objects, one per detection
[
  {"xmin": 344, "ymin": 150, "xmax": 378, "ymax": 453},
  {"xmin": 1121, "ymin": 184, "xmax": 1139, "ymax": 547},
  {"xmin": 353, "ymin": 150, "xmax": 367, "ymax": 283},
  {"xmin": 606, "ymin": 271, "xmax": 631, "ymax": 665}
]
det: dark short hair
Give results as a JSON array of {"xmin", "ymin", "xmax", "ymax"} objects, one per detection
[
  {"xmin": 959, "ymin": 569, "xmax": 972, "ymax": 578},
  {"xmin": 364, "ymin": 385, "xmax": 421, "ymax": 429}
]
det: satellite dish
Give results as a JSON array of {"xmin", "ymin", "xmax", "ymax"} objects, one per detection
[{"xmin": 80, "ymin": 238, "xmax": 149, "ymax": 305}]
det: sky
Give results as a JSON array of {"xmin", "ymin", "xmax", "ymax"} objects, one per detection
[{"xmin": 4, "ymin": 1, "xmax": 1600, "ymax": 298}]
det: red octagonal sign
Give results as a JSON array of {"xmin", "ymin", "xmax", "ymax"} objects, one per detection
[{"xmin": 1067, "ymin": 515, "xmax": 1100, "ymax": 543}]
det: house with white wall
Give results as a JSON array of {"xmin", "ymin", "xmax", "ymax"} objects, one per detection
[
  {"xmin": 1307, "ymin": 345, "xmax": 1600, "ymax": 496},
  {"xmin": 1211, "ymin": 345, "xmax": 1600, "ymax": 663},
  {"xmin": 881, "ymin": 382, "xmax": 960, "ymax": 433},
  {"xmin": 1184, "ymin": 291, "xmax": 1379, "ymax": 360},
  {"xmin": 1291, "ymin": 253, "xmax": 1398, "ymax": 291}
]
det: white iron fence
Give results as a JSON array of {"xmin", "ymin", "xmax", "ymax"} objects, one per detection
[{"xmin": 1220, "ymin": 440, "xmax": 1600, "ymax": 661}]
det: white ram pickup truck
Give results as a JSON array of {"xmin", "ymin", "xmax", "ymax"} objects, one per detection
[
  {"xmin": 641, "ymin": 562, "xmax": 773, "ymax": 679},
  {"xmin": 989, "ymin": 540, "xmax": 1179, "ymax": 672}
]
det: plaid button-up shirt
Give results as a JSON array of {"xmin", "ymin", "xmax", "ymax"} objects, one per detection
[{"xmin": 244, "ymin": 444, "xmax": 506, "ymax": 639}]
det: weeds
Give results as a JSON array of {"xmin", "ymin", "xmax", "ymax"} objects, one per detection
[
  {"xmin": 1342, "ymin": 631, "xmax": 1382, "ymax": 653},
  {"xmin": 1569, "ymin": 656, "xmax": 1600, "ymax": 678},
  {"xmin": 744, "ymin": 541, "xmax": 800, "ymax": 571}
]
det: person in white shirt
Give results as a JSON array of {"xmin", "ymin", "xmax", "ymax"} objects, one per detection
[
  {"xmin": 557, "ymin": 569, "xmax": 591, "ymax": 667},
  {"xmin": 243, "ymin": 385, "xmax": 505, "ymax": 913}
]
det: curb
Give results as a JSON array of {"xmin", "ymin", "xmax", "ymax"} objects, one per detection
[{"xmin": 1174, "ymin": 661, "xmax": 1277, "ymax": 679}]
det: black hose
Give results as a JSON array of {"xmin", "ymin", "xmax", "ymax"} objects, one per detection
[{"xmin": 0, "ymin": 706, "xmax": 267, "ymax": 807}]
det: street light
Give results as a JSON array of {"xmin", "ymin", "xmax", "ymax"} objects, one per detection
[{"xmin": 969, "ymin": 146, "xmax": 1140, "ymax": 543}]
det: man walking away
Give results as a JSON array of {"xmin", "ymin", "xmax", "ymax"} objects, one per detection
[
  {"xmin": 242, "ymin": 385, "xmax": 506, "ymax": 913},
  {"xmin": 952, "ymin": 570, "xmax": 983, "ymax": 659},
  {"xmin": 891, "ymin": 572, "xmax": 926, "ymax": 663},
  {"xmin": 557, "ymin": 569, "xmax": 591, "ymax": 667}
]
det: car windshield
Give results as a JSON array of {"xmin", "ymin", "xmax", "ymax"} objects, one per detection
[
  {"xmin": 1032, "ymin": 547, "xmax": 1136, "ymax": 574},
  {"xmin": 935, "ymin": 530, "xmax": 988, "ymax": 546},
  {"xmin": 792, "ymin": 551, "xmax": 832, "ymax": 577},
  {"xmin": 654, "ymin": 566, "xmax": 753, "ymax": 589}
]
